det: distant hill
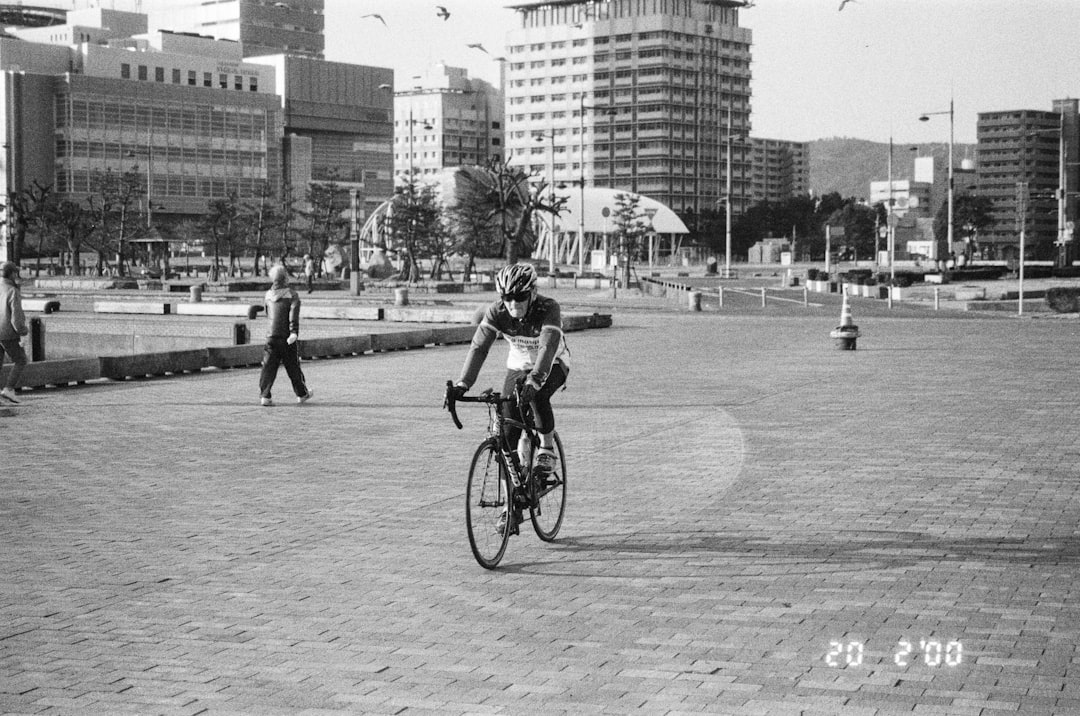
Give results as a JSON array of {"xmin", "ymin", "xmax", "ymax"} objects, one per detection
[{"xmin": 807, "ymin": 137, "xmax": 976, "ymax": 202}]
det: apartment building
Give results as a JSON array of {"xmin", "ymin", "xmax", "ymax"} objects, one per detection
[
  {"xmin": 504, "ymin": 0, "xmax": 753, "ymax": 218},
  {"xmin": 976, "ymin": 99, "xmax": 1080, "ymax": 261},
  {"xmin": 749, "ymin": 137, "xmax": 807, "ymax": 204}
]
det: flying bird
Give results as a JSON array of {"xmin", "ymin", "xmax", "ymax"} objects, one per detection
[
  {"xmin": 361, "ymin": 13, "xmax": 387, "ymax": 26},
  {"xmin": 436, "ymin": 5, "xmax": 450, "ymax": 20},
  {"xmin": 838, "ymin": 0, "xmax": 858, "ymax": 10},
  {"xmin": 467, "ymin": 43, "xmax": 489, "ymax": 54}
]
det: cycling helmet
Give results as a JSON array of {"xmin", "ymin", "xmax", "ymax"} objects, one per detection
[{"xmin": 495, "ymin": 263, "xmax": 538, "ymax": 296}]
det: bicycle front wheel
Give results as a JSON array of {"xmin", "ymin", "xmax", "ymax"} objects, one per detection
[
  {"xmin": 465, "ymin": 439, "xmax": 512, "ymax": 569},
  {"xmin": 530, "ymin": 431, "xmax": 566, "ymax": 541}
]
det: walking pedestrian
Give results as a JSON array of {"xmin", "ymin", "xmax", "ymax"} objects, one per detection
[
  {"xmin": 303, "ymin": 253, "xmax": 315, "ymax": 294},
  {"xmin": 259, "ymin": 264, "xmax": 312, "ymax": 407},
  {"xmin": 0, "ymin": 261, "xmax": 29, "ymax": 404}
]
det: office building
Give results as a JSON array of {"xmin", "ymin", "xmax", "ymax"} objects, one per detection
[
  {"xmin": 504, "ymin": 0, "xmax": 752, "ymax": 220},
  {"xmin": 749, "ymin": 137, "xmax": 807, "ymax": 204},
  {"xmin": 392, "ymin": 63, "xmax": 503, "ymax": 182},
  {"xmin": 976, "ymin": 100, "xmax": 1080, "ymax": 260},
  {"xmin": 47, "ymin": 0, "xmax": 325, "ymax": 59},
  {"xmin": 1, "ymin": 9, "xmax": 284, "ymax": 261},
  {"xmin": 249, "ymin": 55, "xmax": 393, "ymax": 222}
]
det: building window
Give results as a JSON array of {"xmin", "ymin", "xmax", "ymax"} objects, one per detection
[
  {"xmin": 234, "ymin": 75, "xmax": 243, "ymax": 90},
  {"xmin": 138, "ymin": 65, "xmax": 147, "ymax": 80},
  {"xmin": 219, "ymin": 74, "xmax": 228, "ymax": 89},
  {"xmin": 188, "ymin": 70, "xmax": 197, "ymax": 86},
  {"xmin": 121, "ymin": 63, "xmax": 130, "ymax": 79},
  {"xmin": 172, "ymin": 68, "xmax": 181, "ymax": 84},
  {"xmin": 249, "ymin": 77, "xmax": 258, "ymax": 92},
  {"xmin": 155, "ymin": 67, "xmax": 165, "ymax": 82},
  {"xmin": 203, "ymin": 72, "xmax": 212, "ymax": 87}
]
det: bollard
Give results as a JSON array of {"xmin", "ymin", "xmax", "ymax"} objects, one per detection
[
  {"xmin": 761, "ymin": 287, "xmax": 767, "ymax": 307},
  {"xmin": 394, "ymin": 287, "xmax": 409, "ymax": 306},
  {"xmin": 189, "ymin": 284, "xmax": 203, "ymax": 303},
  {"xmin": 803, "ymin": 286, "xmax": 809, "ymax": 307},
  {"xmin": 717, "ymin": 286, "xmax": 723, "ymax": 308},
  {"xmin": 934, "ymin": 286, "xmax": 940, "ymax": 311},
  {"xmin": 688, "ymin": 291, "xmax": 702, "ymax": 312},
  {"xmin": 29, "ymin": 317, "xmax": 45, "ymax": 362}
]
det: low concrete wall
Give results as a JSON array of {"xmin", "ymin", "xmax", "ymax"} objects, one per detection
[
  {"xmin": 0, "ymin": 323, "xmax": 517, "ymax": 390},
  {"xmin": 36, "ymin": 317, "xmax": 248, "ymax": 359}
]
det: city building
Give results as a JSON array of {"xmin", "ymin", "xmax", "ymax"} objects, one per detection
[
  {"xmin": 976, "ymin": 99, "xmax": 1080, "ymax": 261},
  {"xmin": 503, "ymin": 0, "xmax": 753, "ymax": 230},
  {"xmin": 48, "ymin": 0, "xmax": 325, "ymax": 59},
  {"xmin": 749, "ymin": 137, "xmax": 807, "ymax": 204},
  {"xmin": 2, "ymin": 9, "xmax": 283, "ymax": 263},
  {"xmin": 248, "ymin": 54, "xmax": 393, "ymax": 223},
  {"xmin": 869, "ymin": 180, "xmax": 932, "ymax": 219},
  {"xmin": 392, "ymin": 63, "xmax": 503, "ymax": 183}
]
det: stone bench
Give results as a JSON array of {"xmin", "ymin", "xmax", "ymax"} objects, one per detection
[
  {"xmin": 22, "ymin": 299, "xmax": 61, "ymax": 314},
  {"xmin": 93, "ymin": 301, "xmax": 172, "ymax": 315}
]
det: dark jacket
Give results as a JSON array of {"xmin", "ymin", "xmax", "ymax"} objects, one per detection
[
  {"xmin": 264, "ymin": 285, "xmax": 300, "ymax": 339},
  {"xmin": 0, "ymin": 277, "xmax": 27, "ymax": 341}
]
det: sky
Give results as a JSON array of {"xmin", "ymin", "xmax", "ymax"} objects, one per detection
[{"xmin": 324, "ymin": 0, "xmax": 1080, "ymax": 146}]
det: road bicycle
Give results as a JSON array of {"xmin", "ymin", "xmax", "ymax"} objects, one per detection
[{"xmin": 444, "ymin": 380, "xmax": 567, "ymax": 569}]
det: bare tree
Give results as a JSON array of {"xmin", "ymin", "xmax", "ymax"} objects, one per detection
[{"xmin": 87, "ymin": 168, "xmax": 144, "ymax": 277}]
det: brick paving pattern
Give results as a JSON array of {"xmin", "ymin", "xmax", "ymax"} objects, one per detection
[{"xmin": 3, "ymin": 291, "xmax": 1080, "ymax": 714}]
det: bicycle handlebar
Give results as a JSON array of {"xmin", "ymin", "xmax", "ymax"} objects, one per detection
[{"xmin": 444, "ymin": 380, "xmax": 513, "ymax": 430}]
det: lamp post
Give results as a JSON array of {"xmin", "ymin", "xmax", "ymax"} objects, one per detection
[
  {"xmin": 534, "ymin": 130, "xmax": 557, "ymax": 272},
  {"xmin": 721, "ymin": 106, "xmax": 744, "ymax": 278},
  {"xmin": 919, "ymin": 99, "xmax": 954, "ymax": 264},
  {"xmin": 577, "ymin": 97, "xmax": 617, "ymax": 275}
]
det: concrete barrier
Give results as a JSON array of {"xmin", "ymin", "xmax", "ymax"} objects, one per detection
[
  {"xmin": 300, "ymin": 305, "xmax": 383, "ymax": 321},
  {"xmin": 100, "ymin": 349, "xmax": 207, "ymax": 380},
  {"xmin": 94, "ymin": 301, "xmax": 172, "ymax": 315},
  {"xmin": 22, "ymin": 299, "xmax": 60, "ymax": 313},
  {"xmin": 384, "ymin": 307, "xmax": 479, "ymax": 323},
  {"xmin": 175, "ymin": 303, "xmax": 261, "ymax": 319},
  {"xmin": 431, "ymin": 325, "xmax": 478, "ymax": 345},
  {"xmin": 207, "ymin": 344, "xmax": 264, "ymax": 369},
  {"xmin": 1, "ymin": 357, "xmax": 102, "ymax": 389},
  {"xmin": 298, "ymin": 335, "xmax": 374, "ymax": 359},
  {"xmin": 371, "ymin": 329, "xmax": 435, "ymax": 352}
]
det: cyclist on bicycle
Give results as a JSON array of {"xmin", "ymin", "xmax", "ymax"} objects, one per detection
[{"xmin": 448, "ymin": 263, "xmax": 569, "ymax": 478}]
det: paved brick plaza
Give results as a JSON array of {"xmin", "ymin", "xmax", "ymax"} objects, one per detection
[{"xmin": 3, "ymin": 293, "xmax": 1080, "ymax": 714}]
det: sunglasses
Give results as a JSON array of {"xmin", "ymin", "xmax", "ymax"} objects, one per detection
[{"xmin": 501, "ymin": 291, "xmax": 531, "ymax": 303}]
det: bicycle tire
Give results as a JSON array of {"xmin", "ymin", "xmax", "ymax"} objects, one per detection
[
  {"xmin": 530, "ymin": 431, "xmax": 566, "ymax": 541},
  {"xmin": 465, "ymin": 439, "xmax": 512, "ymax": 569}
]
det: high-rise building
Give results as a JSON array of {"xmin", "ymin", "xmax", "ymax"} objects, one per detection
[
  {"xmin": 504, "ymin": 0, "xmax": 752, "ymax": 219},
  {"xmin": 749, "ymin": 138, "xmax": 807, "ymax": 204},
  {"xmin": 392, "ymin": 63, "xmax": 503, "ymax": 182},
  {"xmin": 50, "ymin": 0, "xmax": 325, "ymax": 59},
  {"xmin": 976, "ymin": 100, "xmax": 1080, "ymax": 261}
]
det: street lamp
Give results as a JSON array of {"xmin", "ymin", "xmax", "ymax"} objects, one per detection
[
  {"xmin": 919, "ymin": 99, "xmax": 954, "ymax": 264},
  {"xmin": 577, "ymin": 97, "xmax": 617, "ymax": 275},
  {"xmin": 720, "ymin": 106, "xmax": 745, "ymax": 278},
  {"xmin": 534, "ymin": 130, "xmax": 557, "ymax": 272}
]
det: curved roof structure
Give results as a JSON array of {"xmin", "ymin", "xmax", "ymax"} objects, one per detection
[{"xmin": 548, "ymin": 187, "xmax": 689, "ymax": 234}]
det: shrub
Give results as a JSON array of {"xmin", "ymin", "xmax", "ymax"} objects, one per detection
[{"xmin": 1046, "ymin": 286, "xmax": 1080, "ymax": 313}]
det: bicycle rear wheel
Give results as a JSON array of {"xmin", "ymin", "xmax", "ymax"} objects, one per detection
[
  {"xmin": 530, "ymin": 431, "xmax": 566, "ymax": 541},
  {"xmin": 465, "ymin": 439, "xmax": 512, "ymax": 569}
]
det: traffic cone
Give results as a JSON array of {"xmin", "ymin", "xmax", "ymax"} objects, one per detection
[{"xmin": 830, "ymin": 292, "xmax": 860, "ymax": 350}]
